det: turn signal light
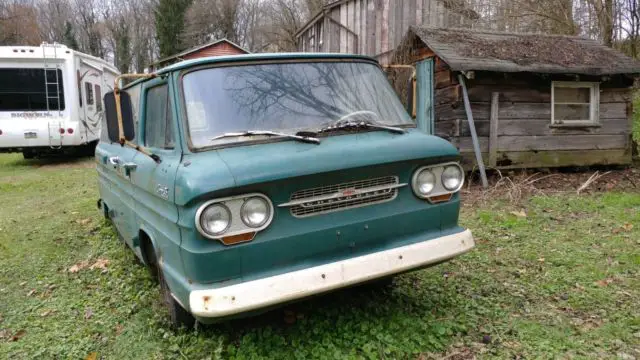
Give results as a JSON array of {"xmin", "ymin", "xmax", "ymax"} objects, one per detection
[
  {"xmin": 221, "ymin": 232, "xmax": 256, "ymax": 246},
  {"xmin": 0, "ymin": 129, "xmax": 3, "ymax": 135},
  {"xmin": 427, "ymin": 194, "xmax": 453, "ymax": 204},
  {"xmin": 67, "ymin": 128, "xmax": 74, "ymax": 134},
  {"xmin": 59, "ymin": 128, "xmax": 65, "ymax": 134}
]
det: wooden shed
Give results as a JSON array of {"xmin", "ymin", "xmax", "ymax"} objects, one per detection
[
  {"xmin": 295, "ymin": 0, "xmax": 480, "ymax": 64},
  {"xmin": 393, "ymin": 27, "xmax": 640, "ymax": 169},
  {"xmin": 148, "ymin": 38, "xmax": 250, "ymax": 71}
]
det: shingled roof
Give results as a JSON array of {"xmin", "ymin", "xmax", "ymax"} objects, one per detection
[{"xmin": 406, "ymin": 27, "xmax": 640, "ymax": 75}]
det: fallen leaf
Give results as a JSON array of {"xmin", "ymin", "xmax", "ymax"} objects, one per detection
[
  {"xmin": 622, "ymin": 223, "xmax": 633, "ymax": 232},
  {"xmin": 10, "ymin": 329, "xmax": 26, "ymax": 342},
  {"xmin": 19, "ymin": 282, "xmax": 26, "ymax": 287},
  {"xmin": 68, "ymin": 260, "xmax": 89, "ymax": 273},
  {"xmin": 27, "ymin": 289, "xmax": 36, "ymax": 297},
  {"xmin": 85, "ymin": 352, "xmax": 97, "ymax": 360},
  {"xmin": 40, "ymin": 310, "xmax": 53, "ymax": 317},
  {"xmin": 115, "ymin": 323, "xmax": 124, "ymax": 336},
  {"xmin": 537, "ymin": 258, "xmax": 545, "ymax": 263},
  {"xmin": 76, "ymin": 218, "xmax": 91, "ymax": 225},
  {"xmin": 84, "ymin": 308, "xmax": 93, "ymax": 320},
  {"xmin": 0, "ymin": 329, "xmax": 9, "ymax": 340},
  {"xmin": 89, "ymin": 259, "xmax": 110, "ymax": 271},
  {"xmin": 510, "ymin": 210, "xmax": 527, "ymax": 217},
  {"xmin": 595, "ymin": 278, "xmax": 614, "ymax": 287}
]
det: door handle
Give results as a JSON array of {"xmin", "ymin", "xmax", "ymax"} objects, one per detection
[
  {"xmin": 122, "ymin": 163, "xmax": 137, "ymax": 171},
  {"xmin": 108, "ymin": 156, "xmax": 121, "ymax": 166}
]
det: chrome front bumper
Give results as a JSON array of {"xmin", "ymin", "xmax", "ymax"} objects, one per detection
[{"xmin": 189, "ymin": 229, "xmax": 474, "ymax": 318}]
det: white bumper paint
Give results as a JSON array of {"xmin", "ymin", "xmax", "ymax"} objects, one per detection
[{"xmin": 189, "ymin": 229, "xmax": 474, "ymax": 318}]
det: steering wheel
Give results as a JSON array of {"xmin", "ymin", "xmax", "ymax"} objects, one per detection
[{"xmin": 336, "ymin": 110, "xmax": 380, "ymax": 123}]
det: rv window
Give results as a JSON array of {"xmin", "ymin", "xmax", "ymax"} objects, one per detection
[
  {"xmin": 95, "ymin": 85, "xmax": 102, "ymax": 112},
  {"xmin": 0, "ymin": 68, "xmax": 65, "ymax": 111},
  {"xmin": 77, "ymin": 70, "xmax": 82, "ymax": 108},
  {"xmin": 85, "ymin": 82, "xmax": 94, "ymax": 105},
  {"xmin": 144, "ymin": 84, "xmax": 174, "ymax": 149}
]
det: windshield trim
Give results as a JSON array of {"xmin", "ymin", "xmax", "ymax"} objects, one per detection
[{"xmin": 177, "ymin": 58, "xmax": 411, "ymax": 152}]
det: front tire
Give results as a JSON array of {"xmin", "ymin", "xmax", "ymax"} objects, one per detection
[
  {"xmin": 22, "ymin": 151, "xmax": 36, "ymax": 159},
  {"xmin": 158, "ymin": 268, "xmax": 196, "ymax": 329}
]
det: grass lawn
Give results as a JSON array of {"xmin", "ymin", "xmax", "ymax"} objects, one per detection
[{"xmin": 0, "ymin": 153, "xmax": 639, "ymax": 359}]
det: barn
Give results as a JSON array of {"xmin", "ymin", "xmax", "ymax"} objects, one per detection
[
  {"xmin": 148, "ymin": 38, "xmax": 250, "ymax": 71},
  {"xmin": 295, "ymin": 0, "xmax": 480, "ymax": 64},
  {"xmin": 392, "ymin": 27, "xmax": 640, "ymax": 170}
]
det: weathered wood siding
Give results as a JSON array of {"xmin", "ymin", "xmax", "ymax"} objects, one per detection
[
  {"xmin": 297, "ymin": 0, "xmax": 478, "ymax": 64},
  {"xmin": 435, "ymin": 72, "xmax": 634, "ymax": 168}
]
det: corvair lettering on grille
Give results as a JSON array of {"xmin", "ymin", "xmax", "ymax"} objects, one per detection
[{"xmin": 279, "ymin": 176, "xmax": 407, "ymax": 217}]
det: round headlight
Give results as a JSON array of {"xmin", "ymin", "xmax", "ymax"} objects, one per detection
[
  {"xmin": 200, "ymin": 204, "xmax": 231, "ymax": 235},
  {"xmin": 413, "ymin": 169, "xmax": 436, "ymax": 197},
  {"xmin": 241, "ymin": 197, "xmax": 270, "ymax": 228},
  {"xmin": 442, "ymin": 165, "xmax": 463, "ymax": 191}
]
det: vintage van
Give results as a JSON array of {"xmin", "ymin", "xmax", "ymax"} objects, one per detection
[{"xmin": 97, "ymin": 53, "xmax": 475, "ymax": 327}]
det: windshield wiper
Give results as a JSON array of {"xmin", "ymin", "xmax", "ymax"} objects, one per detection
[
  {"xmin": 211, "ymin": 130, "xmax": 321, "ymax": 144},
  {"xmin": 318, "ymin": 120, "xmax": 407, "ymax": 135}
]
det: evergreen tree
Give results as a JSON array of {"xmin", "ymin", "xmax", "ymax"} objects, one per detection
[
  {"xmin": 62, "ymin": 21, "xmax": 79, "ymax": 50},
  {"xmin": 155, "ymin": 0, "xmax": 192, "ymax": 58}
]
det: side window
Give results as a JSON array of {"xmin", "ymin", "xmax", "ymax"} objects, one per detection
[
  {"xmin": 77, "ymin": 70, "xmax": 82, "ymax": 107},
  {"xmin": 95, "ymin": 84, "xmax": 102, "ymax": 112},
  {"xmin": 85, "ymin": 82, "xmax": 94, "ymax": 105},
  {"xmin": 144, "ymin": 84, "xmax": 174, "ymax": 149}
]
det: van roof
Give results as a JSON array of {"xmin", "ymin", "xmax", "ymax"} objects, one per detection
[{"xmin": 156, "ymin": 52, "xmax": 378, "ymax": 74}]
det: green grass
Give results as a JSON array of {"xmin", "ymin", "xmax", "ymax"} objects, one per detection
[{"xmin": 0, "ymin": 153, "xmax": 639, "ymax": 359}]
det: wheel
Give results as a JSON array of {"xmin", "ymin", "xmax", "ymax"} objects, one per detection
[
  {"xmin": 158, "ymin": 268, "xmax": 196, "ymax": 329},
  {"xmin": 22, "ymin": 151, "xmax": 36, "ymax": 159}
]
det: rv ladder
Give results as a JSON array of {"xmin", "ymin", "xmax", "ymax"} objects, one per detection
[{"xmin": 42, "ymin": 42, "xmax": 64, "ymax": 148}]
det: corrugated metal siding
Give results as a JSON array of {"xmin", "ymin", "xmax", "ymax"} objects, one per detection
[
  {"xmin": 297, "ymin": 0, "xmax": 478, "ymax": 64},
  {"xmin": 183, "ymin": 43, "xmax": 247, "ymax": 60}
]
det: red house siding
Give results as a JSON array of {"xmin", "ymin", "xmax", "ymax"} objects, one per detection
[{"xmin": 183, "ymin": 42, "xmax": 247, "ymax": 60}]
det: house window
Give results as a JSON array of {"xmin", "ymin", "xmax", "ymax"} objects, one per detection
[{"xmin": 551, "ymin": 82, "xmax": 599, "ymax": 125}]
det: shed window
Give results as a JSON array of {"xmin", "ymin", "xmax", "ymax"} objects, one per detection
[{"xmin": 551, "ymin": 82, "xmax": 599, "ymax": 125}]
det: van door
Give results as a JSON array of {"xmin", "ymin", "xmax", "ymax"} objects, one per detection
[{"xmin": 129, "ymin": 78, "xmax": 182, "ymax": 262}]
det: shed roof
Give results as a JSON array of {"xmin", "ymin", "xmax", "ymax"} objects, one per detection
[
  {"xmin": 151, "ymin": 38, "xmax": 250, "ymax": 67},
  {"xmin": 406, "ymin": 27, "xmax": 640, "ymax": 75}
]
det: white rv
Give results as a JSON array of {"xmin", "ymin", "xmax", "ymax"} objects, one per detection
[{"xmin": 0, "ymin": 43, "xmax": 119, "ymax": 158}]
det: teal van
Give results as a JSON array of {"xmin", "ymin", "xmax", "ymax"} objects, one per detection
[{"xmin": 97, "ymin": 53, "xmax": 475, "ymax": 327}]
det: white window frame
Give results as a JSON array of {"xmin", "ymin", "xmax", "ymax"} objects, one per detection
[{"xmin": 551, "ymin": 81, "xmax": 600, "ymax": 126}]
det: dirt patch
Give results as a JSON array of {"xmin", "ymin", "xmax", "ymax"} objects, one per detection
[{"xmin": 462, "ymin": 165, "xmax": 640, "ymax": 206}]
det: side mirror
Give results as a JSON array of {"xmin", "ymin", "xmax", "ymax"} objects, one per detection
[
  {"xmin": 407, "ymin": 76, "xmax": 417, "ymax": 119},
  {"xmin": 104, "ymin": 91, "xmax": 135, "ymax": 143}
]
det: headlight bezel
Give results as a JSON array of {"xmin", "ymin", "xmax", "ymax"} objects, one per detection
[
  {"xmin": 411, "ymin": 162, "xmax": 464, "ymax": 200},
  {"xmin": 441, "ymin": 165, "xmax": 464, "ymax": 191},
  {"xmin": 195, "ymin": 193, "xmax": 274, "ymax": 242}
]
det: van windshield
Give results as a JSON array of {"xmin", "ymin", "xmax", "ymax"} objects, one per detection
[
  {"xmin": 0, "ymin": 68, "xmax": 65, "ymax": 111},
  {"xmin": 182, "ymin": 61, "xmax": 413, "ymax": 148}
]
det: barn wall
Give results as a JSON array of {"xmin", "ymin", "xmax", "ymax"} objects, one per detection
[
  {"xmin": 435, "ymin": 72, "xmax": 634, "ymax": 168},
  {"xmin": 297, "ymin": 0, "xmax": 477, "ymax": 63}
]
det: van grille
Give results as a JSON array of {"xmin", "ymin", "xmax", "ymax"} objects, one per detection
[{"xmin": 282, "ymin": 176, "xmax": 404, "ymax": 218}]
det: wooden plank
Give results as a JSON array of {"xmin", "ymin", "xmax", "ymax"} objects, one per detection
[
  {"xmin": 459, "ymin": 149, "xmax": 632, "ymax": 170},
  {"xmin": 367, "ymin": 0, "xmax": 375, "ymax": 55},
  {"xmin": 436, "ymin": 102, "xmax": 628, "ymax": 121},
  {"xmin": 354, "ymin": 0, "xmax": 361, "ymax": 53},
  {"xmin": 435, "ymin": 85, "xmax": 460, "ymax": 105},
  {"xmin": 456, "ymin": 134, "xmax": 628, "ymax": 152},
  {"xmin": 466, "ymin": 86, "xmax": 632, "ymax": 103},
  {"xmin": 331, "ymin": 9, "xmax": 340, "ymax": 52},
  {"xmin": 375, "ymin": 0, "xmax": 382, "ymax": 55},
  {"xmin": 340, "ymin": 4, "xmax": 347, "ymax": 53},
  {"xmin": 454, "ymin": 118, "xmax": 631, "ymax": 137},
  {"xmin": 459, "ymin": 74, "xmax": 488, "ymax": 187},
  {"xmin": 435, "ymin": 69, "xmax": 452, "ymax": 88},
  {"xmin": 416, "ymin": 0, "xmax": 422, "ymax": 25},
  {"xmin": 489, "ymin": 92, "xmax": 499, "ymax": 167}
]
